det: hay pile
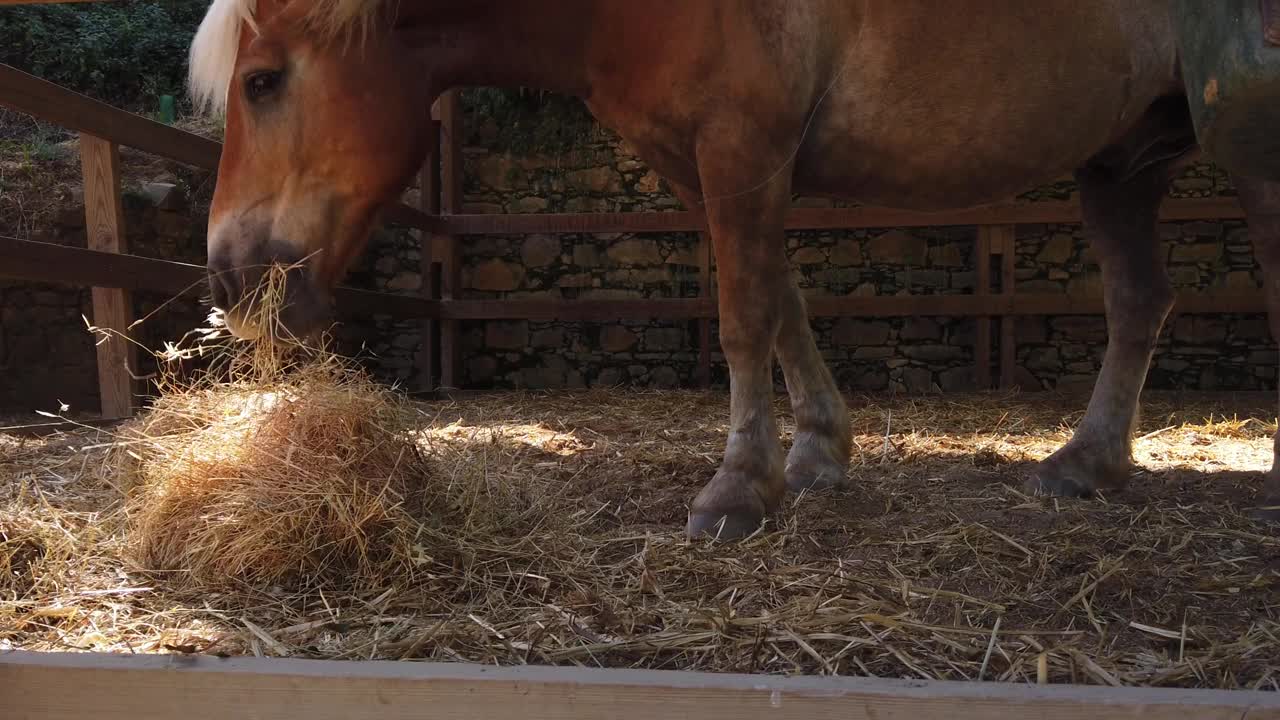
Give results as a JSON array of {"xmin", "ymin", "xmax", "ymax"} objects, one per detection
[
  {"xmin": 116, "ymin": 359, "xmax": 431, "ymax": 591},
  {"xmin": 101, "ymin": 272, "xmax": 546, "ymax": 596}
]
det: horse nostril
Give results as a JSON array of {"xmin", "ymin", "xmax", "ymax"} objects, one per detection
[{"xmin": 208, "ymin": 264, "xmax": 242, "ymax": 311}]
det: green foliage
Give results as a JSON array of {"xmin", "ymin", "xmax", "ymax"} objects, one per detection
[
  {"xmin": 463, "ymin": 87, "xmax": 596, "ymax": 155},
  {"xmin": 0, "ymin": 1, "xmax": 209, "ymax": 109}
]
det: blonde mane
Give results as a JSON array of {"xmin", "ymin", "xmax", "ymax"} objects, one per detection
[{"xmin": 188, "ymin": 0, "xmax": 387, "ymax": 116}]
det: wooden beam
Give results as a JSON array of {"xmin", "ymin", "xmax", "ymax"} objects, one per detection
[
  {"xmin": 0, "ymin": 64, "xmax": 220, "ymax": 170},
  {"xmin": 80, "ymin": 134, "xmax": 135, "ymax": 418},
  {"xmin": 437, "ymin": 90, "xmax": 464, "ymax": 390},
  {"xmin": 0, "ymin": 237, "xmax": 438, "ymax": 319},
  {"xmin": 1, "ymin": 652, "xmax": 1277, "ymax": 720},
  {"xmin": 0, "ymin": 235, "xmax": 1265, "ymax": 322}
]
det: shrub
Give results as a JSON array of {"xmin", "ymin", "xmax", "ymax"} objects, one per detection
[{"xmin": 0, "ymin": 1, "xmax": 208, "ymax": 110}]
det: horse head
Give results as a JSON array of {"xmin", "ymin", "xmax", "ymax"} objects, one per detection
[{"xmin": 190, "ymin": 0, "xmax": 432, "ymax": 341}]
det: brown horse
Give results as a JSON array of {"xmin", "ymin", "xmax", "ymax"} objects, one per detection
[{"xmin": 191, "ymin": 0, "xmax": 1280, "ymax": 539}]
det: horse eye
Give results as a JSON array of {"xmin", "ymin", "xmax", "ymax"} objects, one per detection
[{"xmin": 245, "ymin": 71, "xmax": 283, "ymax": 102}]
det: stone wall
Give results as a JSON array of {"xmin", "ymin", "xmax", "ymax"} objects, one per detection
[{"xmin": 398, "ymin": 117, "xmax": 1275, "ymax": 394}]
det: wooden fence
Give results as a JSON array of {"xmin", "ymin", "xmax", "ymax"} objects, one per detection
[
  {"xmin": 0, "ymin": 0, "xmax": 1268, "ymax": 418},
  {"xmin": 2, "ymin": 651, "xmax": 1278, "ymax": 720}
]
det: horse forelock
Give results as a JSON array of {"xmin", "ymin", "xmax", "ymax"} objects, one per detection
[
  {"xmin": 189, "ymin": 0, "xmax": 257, "ymax": 116},
  {"xmin": 188, "ymin": 0, "xmax": 388, "ymax": 117}
]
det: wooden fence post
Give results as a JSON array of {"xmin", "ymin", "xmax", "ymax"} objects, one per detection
[
  {"xmin": 438, "ymin": 91, "xmax": 464, "ymax": 390},
  {"xmin": 79, "ymin": 133, "xmax": 136, "ymax": 418}
]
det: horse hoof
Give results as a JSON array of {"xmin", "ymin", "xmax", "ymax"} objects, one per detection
[
  {"xmin": 785, "ymin": 431, "xmax": 851, "ymax": 493},
  {"xmin": 686, "ymin": 508, "xmax": 765, "ymax": 541},
  {"xmin": 1025, "ymin": 465, "xmax": 1094, "ymax": 498},
  {"xmin": 785, "ymin": 458, "xmax": 848, "ymax": 492},
  {"xmin": 1025, "ymin": 444, "xmax": 1132, "ymax": 498}
]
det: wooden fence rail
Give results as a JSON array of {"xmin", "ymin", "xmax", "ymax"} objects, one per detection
[{"xmin": 3, "ymin": 651, "xmax": 1278, "ymax": 720}]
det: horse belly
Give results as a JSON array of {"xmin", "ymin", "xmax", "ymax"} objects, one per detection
[{"xmin": 792, "ymin": 134, "xmax": 1086, "ymax": 211}]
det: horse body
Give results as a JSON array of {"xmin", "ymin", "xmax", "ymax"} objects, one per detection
[
  {"xmin": 575, "ymin": 1, "xmax": 1181, "ymax": 209},
  {"xmin": 191, "ymin": 0, "xmax": 1280, "ymax": 538}
]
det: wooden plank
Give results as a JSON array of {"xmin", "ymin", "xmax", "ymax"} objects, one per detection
[
  {"xmin": 381, "ymin": 203, "xmax": 442, "ymax": 232},
  {"xmin": 2, "ymin": 652, "xmax": 1277, "ymax": 720},
  {"xmin": 0, "ymin": 237, "xmax": 438, "ymax": 319},
  {"xmin": 974, "ymin": 227, "xmax": 994, "ymax": 390},
  {"xmin": 0, "ymin": 235, "xmax": 1266, "ymax": 321},
  {"xmin": 79, "ymin": 134, "xmax": 135, "ymax": 418},
  {"xmin": 0, "ymin": 64, "xmax": 221, "ymax": 170},
  {"xmin": 432, "ymin": 197, "xmax": 1247, "ymax": 236},
  {"xmin": 437, "ymin": 90, "xmax": 464, "ymax": 390},
  {"xmin": 998, "ymin": 226, "xmax": 1019, "ymax": 389}
]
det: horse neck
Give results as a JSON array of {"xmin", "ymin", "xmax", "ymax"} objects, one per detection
[{"xmin": 400, "ymin": 0, "xmax": 598, "ymax": 99}]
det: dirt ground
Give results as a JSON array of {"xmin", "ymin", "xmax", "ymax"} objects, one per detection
[{"xmin": 1, "ymin": 388, "xmax": 1278, "ymax": 690}]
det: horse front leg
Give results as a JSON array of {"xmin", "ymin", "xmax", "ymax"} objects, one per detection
[
  {"xmin": 1233, "ymin": 176, "xmax": 1280, "ymax": 524},
  {"xmin": 684, "ymin": 151, "xmax": 794, "ymax": 540},
  {"xmin": 1027, "ymin": 161, "xmax": 1174, "ymax": 497}
]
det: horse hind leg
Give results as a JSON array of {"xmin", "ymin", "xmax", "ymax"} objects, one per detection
[
  {"xmin": 775, "ymin": 274, "xmax": 852, "ymax": 492},
  {"xmin": 1027, "ymin": 155, "xmax": 1177, "ymax": 497},
  {"xmin": 1232, "ymin": 176, "xmax": 1280, "ymax": 524}
]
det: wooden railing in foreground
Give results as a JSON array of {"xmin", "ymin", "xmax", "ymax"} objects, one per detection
[
  {"xmin": 2, "ymin": 651, "xmax": 1278, "ymax": 720},
  {"xmin": 0, "ymin": 53, "xmax": 1268, "ymax": 414}
]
